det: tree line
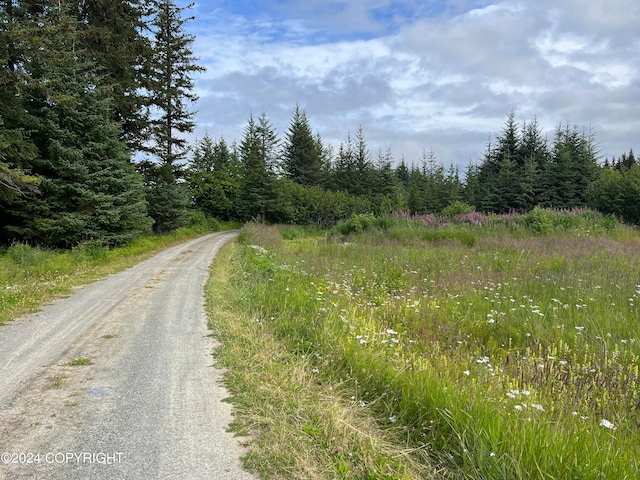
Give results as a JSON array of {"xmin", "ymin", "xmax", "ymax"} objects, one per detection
[
  {"xmin": 1, "ymin": 2, "xmax": 638, "ymax": 249},
  {"xmin": 188, "ymin": 108, "xmax": 640, "ymax": 227}
]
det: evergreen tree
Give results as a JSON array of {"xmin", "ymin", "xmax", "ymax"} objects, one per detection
[
  {"xmin": 282, "ymin": 103, "xmax": 323, "ymax": 187},
  {"xmin": 2, "ymin": 2, "xmax": 152, "ymax": 246},
  {"xmin": 407, "ymin": 165, "xmax": 423, "ymax": 214},
  {"xmin": 490, "ymin": 112, "xmax": 521, "ymax": 212},
  {"xmin": 333, "ymin": 132, "xmax": 357, "ymax": 193},
  {"xmin": 354, "ymin": 125, "xmax": 373, "ymax": 196},
  {"xmin": 137, "ymin": 160, "xmax": 188, "ymax": 233},
  {"xmin": 142, "ymin": 0, "xmax": 204, "ymax": 231},
  {"xmin": 475, "ymin": 134, "xmax": 499, "ymax": 211},
  {"xmin": 463, "ymin": 162, "xmax": 481, "ymax": 208},
  {"xmin": 238, "ymin": 111, "xmax": 279, "ymax": 222},
  {"xmin": 517, "ymin": 117, "xmax": 548, "ymax": 210},
  {"xmin": 372, "ymin": 147, "xmax": 397, "ymax": 196},
  {"xmin": 422, "ymin": 148, "xmax": 446, "ymax": 213},
  {"xmin": 0, "ymin": 0, "xmax": 39, "ymax": 204},
  {"xmin": 315, "ymin": 132, "xmax": 333, "ymax": 190},
  {"xmin": 550, "ymin": 123, "xmax": 599, "ymax": 208},
  {"xmin": 444, "ymin": 164, "xmax": 464, "ymax": 206},
  {"xmin": 395, "ymin": 158, "xmax": 410, "ymax": 189},
  {"xmin": 146, "ymin": 0, "xmax": 203, "ymax": 166},
  {"xmin": 75, "ymin": 0, "xmax": 154, "ymax": 152},
  {"xmin": 187, "ymin": 134, "xmax": 237, "ymax": 220}
]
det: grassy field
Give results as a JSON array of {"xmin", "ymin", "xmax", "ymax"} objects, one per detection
[
  {"xmin": 206, "ymin": 209, "xmax": 640, "ymax": 479},
  {"xmin": 0, "ymin": 221, "xmax": 240, "ymax": 325}
]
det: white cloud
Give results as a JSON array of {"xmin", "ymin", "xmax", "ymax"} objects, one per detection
[{"xmin": 185, "ymin": 0, "xmax": 640, "ymax": 167}]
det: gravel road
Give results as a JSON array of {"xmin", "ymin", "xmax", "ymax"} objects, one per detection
[{"xmin": 0, "ymin": 232, "xmax": 256, "ymax": 479}]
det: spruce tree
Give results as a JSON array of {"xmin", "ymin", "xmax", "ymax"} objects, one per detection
[
  {"xmin": 0, "ymin": 0, "xmax": 39, "ymax": 204},
  {"xmin": 333, "ymin": 132, "xmax": 357, "ymax": 193},
  {"xmin": 75, "ymin": 0, "xmax": 154, "ymax": 152},
  {"xmin": 518, "ymin": 117, "xmax": 548, "ymax": 210},
  {"xmin": 550, "ymin": 123, "xmax": 599, "ymax": 208},
  {"xmin": 146, "ymin": 0, "xmax": 203, "ymax": 166},
  {"xmin": 2, "ymin": 2, "xmax": 152, "ymax": 247},
  {"xmin": 421, "ymin": 148, "xmax": 446, "ymax": 213},
  {"xmin": 143, "ymin": 0, "xmax": 204, "ymax": 232},
  {"xmin": 283, "ymin": 103, "xmax": 323, "ymax": 187},
  {"xmin": 395, "ymin": 158, "xmax": 410, "ymax": 189},
  {"xmin": 188, "ymin": 134, "xmax": 237, "ymax": 220},
  {"xmin": 238, "ymin": 112, "xmax": 279, "ymax": 222},
  {"xmin": 354, "ymin": 125, "xmax": 373, "ymax": 196}
]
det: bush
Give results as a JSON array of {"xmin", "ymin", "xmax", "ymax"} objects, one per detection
[
  {"xmin": 187, "ymin": 211, "xmax": 221, "ymax": 232},
  {"xmin": 442, "ymin": 201, "xmax": 475, "ymax": 216},
  {"xmin": 336, "ymin": 213, "xmax": 376, "ymax": 235}
]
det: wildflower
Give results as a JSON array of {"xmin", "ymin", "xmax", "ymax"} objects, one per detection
[
  {"xmin": 463, "ymin": 370, "xmax": 470, "ymax": 376},
  {"xmin": 531, "ymin": 404, "xmax": 545, "ymax": 412},
  {"xmin": 599, "ymin": 419, "xmax": 616, "ymax": 430},
  {"xmin": 389, "ymin": 416, "xmax": 397, "ymax": 423}
]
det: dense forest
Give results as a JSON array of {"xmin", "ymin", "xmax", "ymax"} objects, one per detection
[{"xmin": 1, "ymin": 1, "xmax": 638, "ymax": 249}]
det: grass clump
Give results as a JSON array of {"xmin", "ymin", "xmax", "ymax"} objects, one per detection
[
  {"xmin": 66, "ymin": 358, "xmax": 93, "ymax": 366},
  {"xmin": 212, "ymin": 215, "xmax": 640, "ymax": 479}
]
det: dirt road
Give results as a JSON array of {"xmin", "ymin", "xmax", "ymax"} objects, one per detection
[{"xmin": 0, "ymin": 232, "xmax": 256, "ymax": 479}]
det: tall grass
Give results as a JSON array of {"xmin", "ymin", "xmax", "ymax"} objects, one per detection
[{"xmin": 229, "ymin": 212, "xmax": 640, "ymax": 479}]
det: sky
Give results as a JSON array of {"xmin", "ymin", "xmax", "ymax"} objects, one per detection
[{"xmin": 180, "ymin": 0, "xmax": 639, "ymax": 169}]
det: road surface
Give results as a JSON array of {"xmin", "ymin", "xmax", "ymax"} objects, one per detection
[{"xmin": 0, "ymin": 231, "xmax": 256, "ymax": 479}]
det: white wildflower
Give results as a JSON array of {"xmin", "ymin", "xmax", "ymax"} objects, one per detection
[{"xmin": 599, "ymin": 419, "xmax": 616, "ymax": 430}]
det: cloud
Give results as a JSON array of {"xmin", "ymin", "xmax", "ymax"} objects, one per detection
[{"xmin": 186, "ymin": 0, "xmax": 640, "ymax": 167}]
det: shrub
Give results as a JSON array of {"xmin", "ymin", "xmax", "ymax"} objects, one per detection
[{"xmin": 442, "ymin": 201, "xmax": 475, "ymax": 216}]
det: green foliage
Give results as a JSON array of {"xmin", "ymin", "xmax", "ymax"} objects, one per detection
[
  {"xmin": 471, "ymin": 114, "xmax": 600, "ymax": 214},
  {"xmin": 442, "ymin": 201, "xmax": 475, "ymax": 216},
  {"xmin": 237, "ymin": 112, "xmax": 280, "ymax": 223},
  {"xmin": 146, "ymin": 0, "xmax": 204, "ymax": 165},
  {"xmin": 144, "ymin": 176, "xmax": 190, "ymax": 234},
  {"xmin": 1, "ymin": 4, "xmax": 153, "ymax": 248},
  {"xmin": 75, "ymin": 0, "xmax": 153, "ymax": 152},
  {"xmin": 282, "ymin": 104, "xmax": 324, "ymax": 187},
  {"xmin": 187, "ymin": 135, "xmax": 239, "ymax": 221},
  {"xmin": 517, "ymin": 206, "xmax": 617, "ymax": 234},
  {"xmin": 336, "ymin": 213, "xmax": 376, "ymax": 235},
  {"xmin": 186, "ymin": 211, "xmax": 221, "ymax": 232},
  {"xmin": 589, "ymin": 165, "xmax": 640, "ymax": 225}
]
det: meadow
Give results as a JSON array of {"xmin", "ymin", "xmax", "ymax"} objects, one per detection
[{"xmin": 213, "ymin": 208, "xmax": 640, "ymax": 479}]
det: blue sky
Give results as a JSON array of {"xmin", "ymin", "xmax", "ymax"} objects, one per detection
[{"xmin": 180, "ymin": 0, "xmax": 639, "ymax": 168}]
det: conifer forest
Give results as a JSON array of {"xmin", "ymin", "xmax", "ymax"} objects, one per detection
[{"xmin": 1, "ymin": 1, "xmax": 638, "ymax": 248}]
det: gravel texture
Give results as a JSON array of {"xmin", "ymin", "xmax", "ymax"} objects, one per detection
[{"xmin": 0, "ymin": 232, "xmax": 256, "ymax": 479}]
